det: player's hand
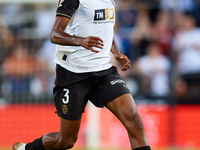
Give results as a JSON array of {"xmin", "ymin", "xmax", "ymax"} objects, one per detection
[
  {"xmin": 114, "ymin": 53, "xmax": 131, "ymax": 71},
  {"xmin": 80, "ymin": 36, "xmax": 104, "ymax": 52}
]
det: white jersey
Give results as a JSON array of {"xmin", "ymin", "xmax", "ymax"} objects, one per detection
[{"xmin": 54, "ymin": 0, "xmax": 115, "ymax": 73}]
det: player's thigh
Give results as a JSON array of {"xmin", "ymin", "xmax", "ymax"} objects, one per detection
[
  {"xmin": 89, "ymin": 68, "xmax": 130, "ymax": 107},
  {"xmin": 105, "ymin": 93, "xmax": 137, "ymax": 124},
  {"xmin": 54, "ymin": 85, "xmax": 89, "ymax": 121}
]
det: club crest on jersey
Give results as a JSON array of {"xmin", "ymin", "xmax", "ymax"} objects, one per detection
[
  {"xmin": 59, "ymin": 0, "xmax": 65, "ymax": 7},
  {"xmin": 62, "ymin": 105, "xmax": 68, "ymax": 114},
  {"xmin": 94, "ymin": 8, "xmax": 115, "ymax": 21}
]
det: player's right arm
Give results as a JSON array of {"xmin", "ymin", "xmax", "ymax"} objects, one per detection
[
  {"xmin": 50, "ymin": 17, "xmax": 103, "ymax": 52},
  {"xmin": 50, "ymin": 0, "xmax": 103, "ymax": 52}
]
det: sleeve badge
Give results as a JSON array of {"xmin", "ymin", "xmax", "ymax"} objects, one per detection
[{"xmin": 59, "ymin": 0, "xmax": 65, "ymax": 7}]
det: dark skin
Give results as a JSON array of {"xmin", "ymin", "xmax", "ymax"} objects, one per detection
[
  {"xmin": 42, "ymin": 16, "xmax": 149, "ymax": 150},
  {"xmin": 110, "ymin": 39, "xmax": 131, "ymax": 71}
]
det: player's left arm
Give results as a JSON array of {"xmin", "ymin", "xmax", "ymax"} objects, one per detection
[{"xmin": 110, "ymin": 39, "xmax": 131, "ymax": 71}]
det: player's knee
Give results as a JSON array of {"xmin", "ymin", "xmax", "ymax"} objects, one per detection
[
  {"xmin": 57, "ymin": 136, "xmax": 76, "ymax": 149},
  {"xmin": 124, "ymin": 111, "xmax": 144, "ymax": 133},
  {"xmin": 123, "ymin": 106, "xmax": 137, "ymax": 123},
  {"xmin": 59, "ymin": 140, "xmax": 75, "ymax": 149},
  {"xmin": 60, "ymin": 141, "xmax": 74, "ymax": 149},
  {"xmin": 133, "ymin": 112, "xmax": 144, "ymax": 127}
]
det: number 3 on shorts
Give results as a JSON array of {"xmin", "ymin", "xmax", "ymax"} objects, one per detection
[{"xmin": 62, "ymin": 88, "xmax": 69, "ymax": 104}]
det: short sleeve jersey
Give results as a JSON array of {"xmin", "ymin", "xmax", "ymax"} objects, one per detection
[{"xmin": 54, "ymin": 0, "xmax": 115, "ymax": 73}]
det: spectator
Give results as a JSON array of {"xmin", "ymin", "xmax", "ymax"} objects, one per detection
[
  {"xmin": 160, "ymin": 0, "xmax": 200, "ymax": 26},
  {"xmin": 2, "ymin": 45, "xmax": 37, "ymax": 103},
  {"xmin": 0, "ymin": 18, "xmax": 19, "ymax": 64},
  {"xmin": 160, "ymin": 0, "xmax": 196, "ymax": 12},
  {"xmin": 173, "ymin": 14, "xmax": 200, "ymax": 75},
  {"xmin": 151, "ymin": 11, "xmax": 173, "ymax": 57},
  {"xmin": 130, "ymin": 4, "xmax": 152, "ymax": 58},
  {"xmin": 31, "ymin": 38, "xmax": 55, "ymax": 100},
  {"xmin": 173, "ymin": 14, "xmax": 200, "ymax": 100},
  {"xmin": 34, "ymin": 4, "xmax": 56, "ymax": 38},
  {"xmin": 116, "ymin": 0, "xmax": 137, "ymax": 58},
  {"xmin": 135, "ymin": 43, "xmax": 171, "ymax": 97},
  {"xmin": 116, "ymin": 0, "xmax": 137, "ymax": 29}
]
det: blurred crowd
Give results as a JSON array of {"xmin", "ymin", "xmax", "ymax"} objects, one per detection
[
  {"xmin": 0, "ymin": 3, "xmax": 56, "ymax": 103},
  {"xmin": 0, "ymin": 0, "xmax": 200, "ymax": 104}
]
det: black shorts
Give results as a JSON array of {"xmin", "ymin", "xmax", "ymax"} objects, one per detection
[{"xmin": 53, "ymin": 64, "xmax": 130, "ymax": 120}]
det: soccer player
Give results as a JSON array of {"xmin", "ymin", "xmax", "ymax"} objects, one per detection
[{"xmin": 12, "ymin": 0, "xmax": 151, "ymax": 150}]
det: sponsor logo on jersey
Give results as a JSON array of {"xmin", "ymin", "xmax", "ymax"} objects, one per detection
[
  {"xmin": 59, "ymin": 0, "xmax": 65, "ymax": 7},
  {"xmin": 110, "ymin": 79, "xmax": 125, "ymax": 85},
  {"xmin": 94, "ymin": 8, "xmax": 115, "ymax": 21}
]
